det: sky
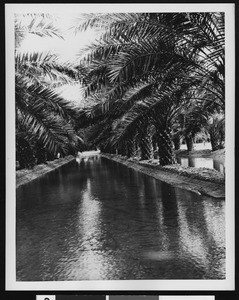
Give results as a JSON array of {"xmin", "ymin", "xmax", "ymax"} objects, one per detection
[
  {"xmin": 19, "ymin": 24, "xmax": 98, "ymax": 62},
  {"xmin": 18, "ymin": 13, "xmax": 100, "ymax": 104},
  {"xmin": 18, "ymin": 13, "xmax": 99, "ymax": 61}
]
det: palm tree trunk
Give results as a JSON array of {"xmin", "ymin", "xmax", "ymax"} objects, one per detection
[
  {"xmin": 118, "ymin": 143, "xmax": 127, "ymax": 156},
  {"xmin": 35, "ymin": 142, "xmax": 47, "ymax": 164},
  {"xmin": 173, "ymin": 135, "xmax": 181, "ymax": 150},
  {"xmin": 152, "ymin": 133, "xmax": 158, "ymax": 158},
  {"xmin": 46, "ymin": 151, "xmax": 56, "ymax": 161},
  {"xmin": 101, "ymin": 144, "xmax": 114, "ymax": 154},
  {"xmin": 156, "ymin": 128, "xmax": 176, "ymax": 166},
  {"xmin": 185, "ymin": 135, "xmax": 194, "ymax": 151},
  {"xmin": 209, "ymin": 129, "xmax": 221, "ymax": 151},
  {"xmin": 126, "ymin": 139, "xmax": 136, "ymax": 158},
  {"xmin": 152, "ymin": 134, "xmax": 158, "ymax": 151},
  {"xmin": 139, "ymin": 125, "xmax": 153, "ymax": 160}
]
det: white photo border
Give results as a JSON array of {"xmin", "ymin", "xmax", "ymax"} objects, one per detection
[{"xmin": 5, "ymin": 3, "xmax": 235, "ymax": 291}]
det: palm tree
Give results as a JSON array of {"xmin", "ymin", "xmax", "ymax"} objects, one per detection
[
  {"xmin": 175, "ymin": 101, "xmax": 209, "ymax": 151},
  {"xmin": 206, "ymin": 113, "xmax": 225, "ymax": 151},
  {"xmin": 76, "ymin": 80, "xmax": 157, "ymax": 159},
  {"xmin": 73, "ymin": 12, "xmax": 225, "ymax": 165},
  {"xmin": 15, "ymin": 14, "xmax": 83, "ymax": 168}
]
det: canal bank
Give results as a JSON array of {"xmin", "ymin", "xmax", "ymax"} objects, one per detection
[
  {"xmin": 101, "ymin": 153, "xmax": 225, "ymax": 199},
  {"xmin": 16, "ymin": 155, "xmax": 75, "ymax": 188}
]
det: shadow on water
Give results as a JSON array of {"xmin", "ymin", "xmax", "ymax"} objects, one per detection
[{"xmin": 16, "ymin": 155, "xmax": 225, "ymax": 280}]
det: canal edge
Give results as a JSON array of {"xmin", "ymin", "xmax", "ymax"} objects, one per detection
[
  {"xmin": 101, "ymin": 154, "xmax": 225, "ymax": 199},
  {"xmin": 16, "ymin": 155, "xmax": 76, "ymax": 189}
]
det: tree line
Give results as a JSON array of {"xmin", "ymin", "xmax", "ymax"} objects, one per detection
[{"xmin": 15, "ymin": 12, "xmax": 225, "ymax": 169}]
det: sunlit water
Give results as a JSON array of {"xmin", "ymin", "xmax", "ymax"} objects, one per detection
[
  {"xmin": 16, "ymin": 156, "xmax": 225, "ymax": 280},
  {"xmin": 176, "ymin": 157, "xmax": 225, "ymax": 174}
]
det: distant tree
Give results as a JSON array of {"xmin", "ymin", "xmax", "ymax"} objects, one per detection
[{"xmin": 206, "ymin": 113, "xmax": 225, "ymax": 151}]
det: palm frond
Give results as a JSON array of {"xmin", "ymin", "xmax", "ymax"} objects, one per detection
[
  {"xmin": 15, "ymin": 51, "xmax": 79, "ymax": 86},
  {"xmin": 15, "ymin": 13, "xmax": 63, "ymax": 43},
  {"xmin": 73, "ymin": 13, "xmax": 140, "ymax": 33},
  {"xmin": 78, "ymin": 36, "xmax": 127, "ymax": 63},
  {"xmin": 16, "ymin": 75, "xmax": 81, "ymax": 120},
  {"xmin": 17, "ymin": 105, "xmax": 77, "ymax": 155},
  {"xmin": 107, "ymin": 36, "xmax": 194, "ymax": 84}
]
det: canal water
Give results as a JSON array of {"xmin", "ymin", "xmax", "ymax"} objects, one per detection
[{"xmin": 16, "ymin": 156, "xmax": 225, "ymax": 281}]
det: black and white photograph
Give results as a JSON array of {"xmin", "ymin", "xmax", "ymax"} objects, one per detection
[{"xmin": 5, "ymin": 3, "xmax": 235, "ymax": 291}]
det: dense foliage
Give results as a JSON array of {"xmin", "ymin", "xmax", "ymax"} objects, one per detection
[
  {"xmin": 15, "ymin": 12, "xmax": 225, "ymax": 169},
  {"xmin": 74, "ymin": 12, "xmax": 225, "ymax": 164},
  {"xmin": 15, "ymin": 14, "xmax": 83, "ymax": 169}
]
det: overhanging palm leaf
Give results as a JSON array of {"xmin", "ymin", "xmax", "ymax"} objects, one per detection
[
  {"xmin": 74, "ymin": 12, "xmax": 194, "ymax": 44},
  {"xmin": 75, "ymin": 12, "xmax": 225, "ymax": 163},
  {"xmin": 15, "ymin": 13, "xmax": 85, "ymax": 161},
  {"xmin": 15, "ymin": 13, "xmax": 63, "ymax": 48},
  {"xmin": 73, "ymin": 13, "xmax": 141, "ymax": 33},
  {"xmin": 109, "ymin": 75, "xmax": 200, "ymax": 146},
  {"xmin": 17, "ymin": 105, "xmax": 77, "ymax": 155},
  {"xmin": 15, "ymin": 51, "xmax": 79, "ymax": 87},
  {"xmin": 78, "ymin": 80, "xmax": 156, "ymax": 129},
  {"xmin": 16, "ymin": 75, "xmax": 81, "ymax": 120}
]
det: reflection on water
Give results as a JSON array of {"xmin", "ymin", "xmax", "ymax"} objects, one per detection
[
  {"xmin": 16, "ymin": 156, "xmax": 225, "ymax": 280},
  {"xmin": 176, "ymin": 157, "xmax": 225, "ymax": 174}
]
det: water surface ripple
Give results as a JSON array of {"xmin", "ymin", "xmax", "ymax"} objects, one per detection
[{"xmin": 16, "ymin": 156, "xmax": 225, "ymax": 280}]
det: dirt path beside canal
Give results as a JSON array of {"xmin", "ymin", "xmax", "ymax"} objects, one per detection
[
  {"xmin": 16, "ymin": 155, "xmax": 75, "ymax": 188},
  {"xmin": 175, "ymin": 148, "xmax": 225, "ymax": 160},
  {"xmin": 101, "ymin": 153, "xmax": 225, "ymax": 199}
]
